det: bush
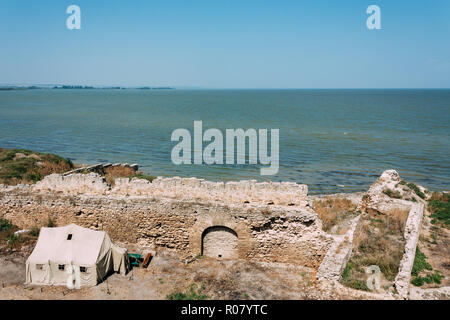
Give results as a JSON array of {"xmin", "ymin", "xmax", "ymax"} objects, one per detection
[
  {"xmin": 0, "ymin": 218, "xmax": 13, "ymax": 232},
  {"xmin": 7, "ymin": 233, "xmax": 19, "ymax": 245}
]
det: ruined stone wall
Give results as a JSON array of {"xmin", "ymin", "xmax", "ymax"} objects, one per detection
[
  {"xmin": 0, "ymin": 185, "xmax": 331, "ymax": 269},
  {"xmin": 394, "ymin": 203, "xmax": 424, "ymax": 299},
  {"xmin": 316, "ymin": 215, "xmax": 361, "ymax": 282},
  {"xmin": 33, "ymin": 173, "xmax": 308, "ymax": 207}
]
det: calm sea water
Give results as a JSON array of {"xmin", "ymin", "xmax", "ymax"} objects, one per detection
[{"xmin": 0, "ymin": 89, "xmax": 449, "ymax": 194}]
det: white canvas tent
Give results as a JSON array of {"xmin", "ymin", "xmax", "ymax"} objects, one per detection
[{"xmin": 26, "ymin": 224, "xmax": 130, "ymax": 287}]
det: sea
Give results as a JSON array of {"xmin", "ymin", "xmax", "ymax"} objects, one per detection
[{"xmin": 0, "ymin": 89, "xmax": 449, "ymax": 194}]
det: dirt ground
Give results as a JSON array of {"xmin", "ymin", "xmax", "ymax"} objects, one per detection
[{"xmin": 1, "ymin": 246, "xmax": 376, "ymax": 300}]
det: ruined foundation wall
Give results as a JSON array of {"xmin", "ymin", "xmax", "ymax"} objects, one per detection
[
  {"xmin": 0, "ymin": 186, "xmax": 331, "ymax": 269},
  {"xmin": 394, "ymin": 203, "xmax": 424, "ymax": 299}
]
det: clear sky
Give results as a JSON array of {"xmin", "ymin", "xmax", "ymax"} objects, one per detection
[{"xmin": 0, "ymin": 0, "xmax": 449, "ymax": 88}]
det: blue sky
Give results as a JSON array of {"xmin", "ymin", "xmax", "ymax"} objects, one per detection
[{"xmin": 0, "ymin": 0, "xmax": 449, "ymax": 88}]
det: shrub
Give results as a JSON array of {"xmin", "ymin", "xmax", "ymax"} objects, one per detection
[
  {"xmin": 0, "ymin": 218, "xmax": 13, "ymax": 232},
  {"xmin": 7, "ymin": 233, "xmax": 19, "ymax": 245}
]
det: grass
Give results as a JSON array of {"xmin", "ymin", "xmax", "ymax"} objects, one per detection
[
  {"xmin": 410, "ymin": 247, "xmax": 445, "ymax": 287},
  {"xmin": 0, "ymin": 147, "xmax": 156, "ymax": 187},
  {"xmin": 133, "ymin": 173, "xmax": 156, "ymax": 182},
  {"xmin": 411, "ymin": 247, "xmax": 432, "ymax": 277},
  {"xmin": 397, "ymin": 180, "xmax": 426, "ymax": 199},
  {"xmin": 412, "ymin": 272, "xmax": 444, "ymax": 287},
  {"xmin": 341, "ymin": 261, "xmax": 370, "ymax": 291},
  {"xmin": 313, "ymin": 198, "xmax": 358, "ymax": 232},
  {"xmin": 0, "ymin": 218, "xmax": 40, "ymax": 249},
  {"xmin": 405, "ymin": 182, "xmax": 426, "ymax": 199},
  {"xmin": 428, "ymin": 192, "xmax": 450, "ymax": 227},
  {"xmin": 383, "ymin": 188, "xmax": 402, "ymax": 199},
  {"xmin": 341, "ymin": 208, "xmax": 408, "ymax": 290},
  {"xmin": 0, "ymin": 147, "xmax": 73, "ymax": 185},
  {"xmin": 166, "ymin": 282, "xmax": 209, "ymax": 300}
]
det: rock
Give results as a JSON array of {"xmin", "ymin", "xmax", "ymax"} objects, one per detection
[
  {"xmin": 28, "ymin": 154, "xmax": 42, "ymax": 161},
  {"xmin": 394, "ymin": 203, "xmax": 424, "ymax": 299},
  {"xmin": 410, "ymin": 286, "xmax": 450, "ymax": 300},
  {"xmin": 14, "ymin": 153, "xmax": 27, "ymax": 159},
  {"xmin": 361, "ymin": 169, "xmax": 414, "ymax": 214},
  {"xmin": 33, "ymin": 173, "xmax": 110, "ymax": 195}
]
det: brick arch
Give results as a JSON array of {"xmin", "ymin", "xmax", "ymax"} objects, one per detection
[{"xmin": 201, "ymin": 226, "xmax": 238, "ymax": 259}]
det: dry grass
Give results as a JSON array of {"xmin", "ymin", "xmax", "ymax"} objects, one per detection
[
  {"xmin": 384, "ymin": 208, "xmax": 409, "ymax": 234},
  {"xmin": 314, "ymin": 198, "xmax": 358, "ymax": 232},
  {"xmin": 104, "ymin": 166, "xmax": 136, "ymax": 178},
  {"xmin": 104, "ymin": 166, "xmax": 136, "ymax": 186},
  {"xmin": 103, "ymin": 166, "xmax": 156, "ymax": 186},
  {"xmin": 342, "ymin": 207, "xmax": 409, "ymax": 291}
]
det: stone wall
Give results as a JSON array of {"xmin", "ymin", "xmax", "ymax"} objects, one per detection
[
  {"xmin": 394, "ymin": 203, "xmax": 424, "ymax": 299},
  {"xmin": 316, "ymin": 215, "xmax": 360, "ymax": 282},
  {"xmin": 0, "ymin": 184, "xmax": 330, "ymax": 269},
  {"xmin": 33, "ymin": 173, "xmax": 308, "ymax": 207}
]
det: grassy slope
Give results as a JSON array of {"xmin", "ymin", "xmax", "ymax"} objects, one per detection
[{"xmin": 0, "ymin": 148, "xmax": 73, "ymax": 185}]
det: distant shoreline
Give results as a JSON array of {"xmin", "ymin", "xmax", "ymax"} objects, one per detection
[{"xmin": 0, "ymin": 85, "xmax": 175, "ymax": 91}]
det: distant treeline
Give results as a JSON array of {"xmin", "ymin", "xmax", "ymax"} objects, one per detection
[{"xmin": 0, "ymin": 86, "xmax": 175, "ymax": 90}]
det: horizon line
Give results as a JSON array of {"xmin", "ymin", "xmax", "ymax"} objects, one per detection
[{"xmin": 1, "ymin": 84, "xmax": 450, "ymax": 90}]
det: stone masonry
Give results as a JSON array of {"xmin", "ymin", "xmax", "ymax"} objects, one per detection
[{"xmin": 0, "ymin": 174, "xmax": 331, "ymax": 269}]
